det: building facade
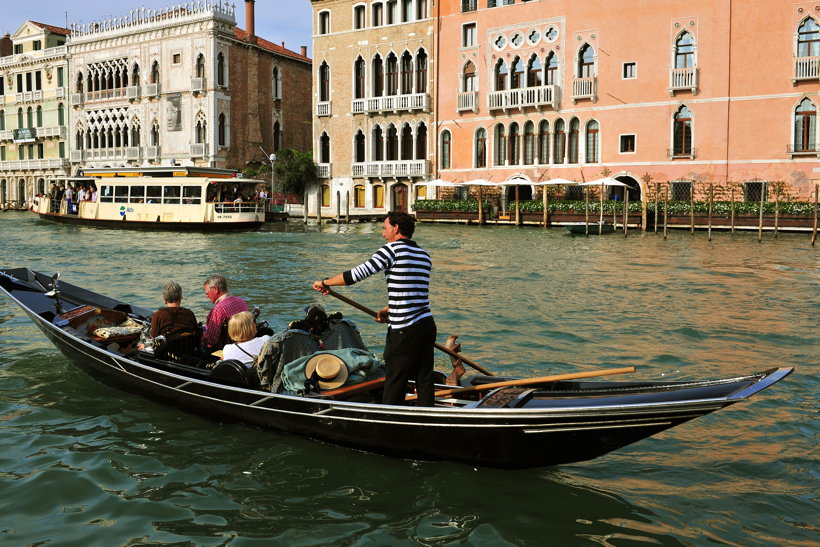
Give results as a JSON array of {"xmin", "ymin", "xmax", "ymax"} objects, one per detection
[
  {"xmin": 310, "ymin": 0, "xmax": 434, "ymax": 216},
  {"xmin": 0, "ymin": 23, "xmax": 70, "ymax": 207},
  {"xmin": 311, "ymin": 0, "xmax": 820, "ymax": 217},
  {"xmin": 67, "ymin": 0, "xmax": 311, "ymax": 176}
]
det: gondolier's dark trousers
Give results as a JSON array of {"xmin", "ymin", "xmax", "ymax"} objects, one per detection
[{"xmin": 382, "ymin": 316, "xmax": 436, "ymax": 406}]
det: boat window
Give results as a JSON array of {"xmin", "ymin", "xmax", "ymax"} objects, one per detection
[
  {"xmin": 129, "ymin": 185, "xmax": 146, "ymax": 203},
  {"xmin": 100, "ymin": 185, "xmax": 114, "ymax": 203},
  {"xmin": 163, "ymin": 185, "xmax": 181, "ymax": 204},
  {"xmin": 146, "ymin": 185, "xmax": 162, "ymax": 203},
  {"xmin": 114, "ymin": 185, "xmax": 129, "ymax": 203},
  {"xmin": 182, "ymin": 185, "xmax": 202, "ymax": 205}
]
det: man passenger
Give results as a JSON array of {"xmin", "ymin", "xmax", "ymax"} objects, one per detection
[{"xmin": 202, "ymin": 274, "xmax": 248, "ymax": 352}]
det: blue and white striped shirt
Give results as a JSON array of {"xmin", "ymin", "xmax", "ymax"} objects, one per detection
[{"xmin": 343, "ymin": 239, "xmax": 432, "ymax": 329}]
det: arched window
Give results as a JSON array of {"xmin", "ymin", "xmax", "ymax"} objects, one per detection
[
  {"xmin": 553, "ymin": 119, "xmax": 565, "ymax": 164},
  {"xmin": 538, "ymin": 120, "xmax": 549, "ymax": 164},
  {"xmin": 510, "ymin": 57, "xmax": 525, "ymax": 89},
  {"xmin": 354, "ymin": 130, "xmax": 366, "ymax": 162},
  {"xmin": 475, "ymin": 128, "xmax": 487, "ymax": 168},
  {"xmin": 373, "ymin": 125, "xmax": 384, "ymax": 161},
  {"xmin": 673, "ymin": 106, "xmax": 693, "ymax": 156},
  {"xmin": 675, "ymin": 32, "xmax": 695, "ymax": 69},
  {"xmin": 372, "ymin": 54, "xmax": 384, "ymax": 97},
  {"xmin": 495, "ymin": 59, "xmax": 508, "ymax": 91},
  {"xmin": 130, "ymin": 121, "xmax": 141, "ymax": 147},
  {"xmin": 373, "ymin": 184, "xmax": 385, "ymax": 208},
  {"xmin": 386, "ymin": 124, "xmax": 398, "ymax": 160},
  {"xmin": 196, "ymin": 54, "xmax": 205, "ymax": 78},
  {"xmin": 568, "ymin": 118, "xmax": 580, "ymax": 163},
  {"xmin": 440, "ymin": 130, "xmax": 451, "ymax": 169},
  {"xmin": 131, "ymin": 64, "xmax": 140, "ymax": 86},
  {"xmin": 218, "ymin": 113, "xmax": 227, "ymax": 147},
  {"xmin": 354, "ymin": 184, "xmax": 365, "ymax": 207},
  {"xmin": 494, "ymin": 124, "xmax": 507, "ymax": 166},
  {"xmin": 400, "ymin": 52, "xmax": 413, "ymax": 94},
  {"xmin": 416, "ymin": 122, "xmax": 427, "ymax": 159},
  {"xmin": 320, "ymin": 132, "xmax": 331, "ymax": 164},
  {"xmin": 794, "ymin": 98, "xmax": 816, "ymax": 152},
  {"xmin": 401, "ymin": 124, "xmax": 413, "ymax": 160},
  {"xmin": 321, "ymin": 184, "xmax": 331, "ymax": 207},
  {"xmin": 585, "ymin": 120, "xmax": 600, "ymax": 163},
  {"xmin": 508, "ymin": 122, "xmax": 520, "ymax": 165},
  {"xmin": 319, "ymin": 61, "xmax": 330, "ymax": 102},
  {"xmin": 216, "ymin": 52, "xmax": 226, "ymax": 86},
  {"xmin": 523, "ymin": 121, "xmax": 535, "ymax": 164},
  {"xmin": 76, "ymin": 71, "xmax": 84, "ymax": 93},
  {"xmin": 58, "ymin": 103, "xmax": 65, "ymax": 126},
  {"xmin": 26, "ymin": 107, "xmax": 33, "ymax": 128},
  {"xmin": 386, "ymin": 53, "xmax": 398, "ymax": 95},
  {"xmin": 578, "ymin": 44, "xmax": 595, "ymax": 78},
  {"xmin": 272, "ymin": 66, "xmax": 282, "ymax": 99},
  {"xmin": 0, "ymin": 110, "xmax": 4, "ymax": 131},
  {"xmin": 797, "ymin": 18, "xmax": 820, "ymax": 57},
  {"xmin": 151, "ymin": 61, "xmax": 160, "ymax": 84},
  {"xmin": 354, "ymin": 57, "xmax": 366, "ymax": 99},
  {"xmin": 527, "ymin": 55, "xmax": 542, "ymax": 87},
  {"xmin": 151, "ymin": 121, "xmax": 160, "ymax": 147},
  {"xmin": 195, "ymin": 113, "xmax": 207, "ymax": 144},
  {"xmin": 273, "ymin": 121, "xmax": 281, "ymax": 151},
  {"xmin": 462, "ymin": 61, "xmax": 476, "ymax": 92},
  {"xmin": 415, "ymin": 49, "xmax": 427, "ymax": 93}
]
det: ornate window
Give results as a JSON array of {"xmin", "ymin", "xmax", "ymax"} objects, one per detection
[
  {"xmin": 568, "ymin": 118, "xmax": 580, "ymax": 163},
  {"xmin": 511, "ymin": 57, "xmax": 525, "ymax": 89},
  {"xmin": 508, "ymin": 122, "xmax": 520, "ymax": 165},
  {"xmin": 578, "ymin": 44, "xmax": 595, "ymax": 78},
  {"xmin": 195, "ymin": 54, "xmax": 205, "ymax": 78},
  {"xmin": 273, "ymin": 121, "xmax": 281, "ymax": 151},
  {"xmin": 272, "ymin": 66, "xmax": 282, "ymax": 99},
  {"xmin": 538, "ymin": 120, "xmax": 550, "ymax": 164},
  {"xmin": 794, "ymin": 98, "xmax": 816, "ymax": 153},
  {"xmin": 475, "ymin": 127, "xmax": 487, "ymax": 168},
  {"xmin": 553, "ymin": 119, "xmax": 565, "ymax": 164},
  {"xmin": 386, "ymin": 124, "xmax": 398, "ymax": 160},
  {"xmin": 320, "ymin": 132, "xmax": 331, "ymax": 164},
  {"xmin": 218, "ymin": 113, "xmax": 227, "ymax": 147},
  {"xmin": 675, "ymin": 32, "xmax": 695, "ymax": 69},
  {"xmin": 673, "ymin": 105, "xmax": 693, "ymax": 157},
  {"xmin": 195, "ymin": 112, "xmax": 207, "ymax": 144},
  {"xmin": 400, "ymin": 52, "xmax": 413, "ymax": 94},
  {"xmin": 527, "ymin": 55, "xmax": 542, "ymax": 87},
  {"xmin": 354, "ymin": 130, "xmax": 366, "ymax": 162},
  {"xmin": 373, "ymin": 125, "xmax": 384, "ymax": 161},
  {"xmin": 462, "ymin": 61, "xmax": 476, "ymax": 92},
  {"xmin": 151, "ymin": 61, "xmax": 160, "ymax": 84},
  {"xmin": 494, "ymin": 124, "xmax": 507, "ymax": 166},
  {"xmin": 523, "ymin": 121, "xmax": 535, "ymax": 164},
  {"xmin": 585, "ymin": 120, "xmax": 599, "ymax": 163},
  {"xmin": 372, "ymin": 54, "xmax": 384, "ymax": 97},
  {"xmin": 354, "ymin": 57, "xmax": 366, "ymax": 99},
  {"xmin": 797, "ymin": 18, "xmax": 820, "ymax": 57},
  {"xmin": 495, "ymin": 59, "xmax": 508, "ymax": 91},
  {"xmin": 319, "ymin": 61, "xmax": 330, "ymax": 102},
  {"xmin": 416, "ymin": 122, "xmax": 427, "ymax": 159},
  {"xmin": 216, "ymin": 53, "xmax": 226, "ymax": 87},
  {"xmin": 416, "ymin": 49, "xmax": 428, "ymax": 93},
  {"xmin": 401, "ymin": 124, "xmax": 413, "ymax": 160},
  {"xmin": 386, "ymin": 53, "xmax": 398, "ymax": 95},
  {"xmin": 440, "ymin": 130, "xmax": 451, "ymax": 169}
]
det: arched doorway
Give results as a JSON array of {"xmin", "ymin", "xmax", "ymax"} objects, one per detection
[
  {"xmin": 17, "ymin": 178, "xmax": 26, "ymax": 205},
  {"xmin": 392, "ymin": 182, "xmax": 408, "ymax": 212},
  {"xmin": 503, "ymin": 178, "xmax": 532, "ymax": 211},
  {"xmin": 611, "ymin": 175, "xmax": 641, "ymax": 202},
  {"xmin": 37, "ymin": 178, "xmax": 46, "ymax": 195}
]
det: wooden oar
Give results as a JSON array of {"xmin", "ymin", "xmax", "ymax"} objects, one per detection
[
  {"xmin": 324, "ymin": 288, "xmax": 495, "ymax": 376},
  {"xmin": 315, "ymin": 377, "xmax": 386, "ymax": 400},
  {"xmin": 406, "ymin": 366, "xmax": 636, "ymax": 401}
]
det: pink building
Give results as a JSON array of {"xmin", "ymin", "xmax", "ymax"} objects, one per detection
[{"xmin": 434, "ymin": 0, "xmax": 820, "ymax": 205}]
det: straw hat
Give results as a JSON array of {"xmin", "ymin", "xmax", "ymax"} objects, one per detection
[{"xmin": 305, "ymin": 353, "xmax": 349, "ymax": 390}]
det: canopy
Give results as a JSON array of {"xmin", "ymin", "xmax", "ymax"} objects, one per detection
[
  {"xmin": 579, "ymin": 177, "xmax": 631, "ymax": 187},
  {"xmin": 460, "ymin": 179, "xmax": 497, "ymax": 186},
  {"xmin": 532, "ymin": 178, "xmax": 578, "ymax": 186},
  {"xmin": 415, "ymin": 179, "xmax": 461, "ymax": 188}
]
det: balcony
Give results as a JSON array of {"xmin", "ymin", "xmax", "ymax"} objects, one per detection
[
  {"xmin": 351, "ymin": 160, "xmax": 430, "ymax": 178},
  {"xmin": 125, "ymin": 147, "xmax": 141, "ymax": 160},
  {"xmin": 359, "ymin": 93, "xmax": 430, "ymax": 114},
  {"xmin": 787, "ymin": 144, "xmax": 818, "ymax": 157},
  {"xmin": 316, "ymin": 101, "xmax": 332, "ymax": 117},
  {"xmin": 667, "ymin": 147, "xmax": 697, "ymax": 160},
  {"xmin": 55, "ymin": 87, "xmax": 66, "ymax": 99},
  {"xmin": 669, "ymin": 67, "xmax": 698, "ymax": 95},
  {"xmin": 0, "ymin": 158, "xmax": 68, "ymax": 169},
  {"xmin": 85, "ymin": 88, "xmax": 130, "ymax": 102},
  {"xmin": 15, "ymin": 90, "xmax": 44, "ymax": 103},
  {"xmin": 126, "ymin": 86, "xmax": 141, "ymax": 100},
  {"xmin": 571, "ymin": 77, "xmax": 597, "ymax": 103},
  {"xmin": 70, "ymin": 92, "xmax": 84, "ymax": 106},
  {"xmin": 191, "ymin": 77, "xmax": 205, "ymax": 93},
  {"xmin": 489, "ymin": 85, "xmax": 557, "ymax": 111},
  {"xmin": 793, "ymin": 56, "xmax": 820, "ymax": 83},
  {"xmin": 317, "ymin": 163, "xmax": 332, "ymax": 178},
  {"xmin": 190, "ymin": 143, "xmax": 207, "ymax": 157},
  {"xmin": 457, "ymin": 91, "xmax": 478, "ymax": 113},
  {"xmin": 352, "ymin": 98, "xmax": 366, "ymax": 114},
  {"xmin": 70, "ymin": 150, "xmax": 84, "ymax": 162},
  {"xmin": 145, "ymin": 146, "xmax": 160, "ymax": 160},
  {"xmin": 144, "ymin": 83, "xmax": 160, "ymax": 98},
  {"xmin": 0, "ymin": 96, "xmax": 4, "ymax": 106}
]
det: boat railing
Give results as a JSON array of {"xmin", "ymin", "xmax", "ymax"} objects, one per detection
[{"xmin": 212, "ymin": 201, "xmax": 265, "ymax": 214}]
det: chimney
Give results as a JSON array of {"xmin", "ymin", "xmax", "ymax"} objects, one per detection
[
  {"xmin": 0, "ymin": 33, "xmax": 12, "ymax": 58},
  {"xmin": 245, "ymin": 0, "xmax": 255, "ymax": 39},
  {"xmin": 301, "ymin": 46, "xmax": 307, "ymax": 57}
]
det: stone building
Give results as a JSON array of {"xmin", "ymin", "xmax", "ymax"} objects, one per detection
[
  {"xmin": 309, "ymin": 0, "xmax": 434, "ymax": 217},
  {"xmin": 0, "ymin": 22, "xmax": 70, "ymax": 207},
  {"xmin": 67, "ymin": 0, "xmax": 311, "ymax": 175}
]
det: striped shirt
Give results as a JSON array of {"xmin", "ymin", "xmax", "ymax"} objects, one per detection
[{"xmin": 343, "ymin": 239, "xmax": 432, "ymax": 329}]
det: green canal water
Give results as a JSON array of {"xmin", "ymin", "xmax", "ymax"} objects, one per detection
[{"xmin": 0, "ymin": 211, "xmax": 816, "ymax": 545}]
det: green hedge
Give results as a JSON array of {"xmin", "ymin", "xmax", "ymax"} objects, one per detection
[
  {"xmin": 661, "ymin": 200, "xmax": 816, "ymax": 216},
  {"xmin": 412, "ymin": 199, "xmax": 492, "ymax": 212}
]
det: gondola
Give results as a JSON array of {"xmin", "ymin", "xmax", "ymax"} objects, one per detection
[{"xmin": 0, "ymin": 267, "xmax": 793, "ymax": 469}]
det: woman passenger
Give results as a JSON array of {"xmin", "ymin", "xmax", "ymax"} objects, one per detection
[{"xmin": 222, "ymin": 311, "xmax": 271, "ymax": 367}]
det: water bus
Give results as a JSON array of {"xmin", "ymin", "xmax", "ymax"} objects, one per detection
[{"xmin": 31, "ymin": 166, "xmax": 275, "ymax": 230}]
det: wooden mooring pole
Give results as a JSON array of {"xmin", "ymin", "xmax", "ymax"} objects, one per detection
[
  {"xmin": 812, "ymin": 185, "xmax": 818, "ymax": 247},
  {"xmin": 623, "ymin": 190, "xmax": 629, "ymax": 237},
  {"xmin": 774, "ymin": 185, "xmax": 779, "ymax": 238},
  {"xmin": 654, "ymin": 182, "xmax": 659, "ymax": 233},
  {"xmin": 663, "ymin": 185, "xmax": 669, "ymax": 239},
  {"xmin": 584, "ymin": 187, "xmax": 590, "ymax": 236},
  {"xmin": 689, "ymin": 183, "xmax": 695, "ymax": 234},
  {"xmin": 707, "ymin": 183, "xmax": 713, "ymax": 242},
  {"xmin": 757, "ymin": 185, "xmax": 764, "ymax": 243},
  {"xmin": 730, "ymin": 186, "xmax": 735, "ymax": 233}
]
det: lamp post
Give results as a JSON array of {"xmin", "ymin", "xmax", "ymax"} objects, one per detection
[{"xmin": 259, "ymin": 146, "xmax": 276, "ymax": 210}]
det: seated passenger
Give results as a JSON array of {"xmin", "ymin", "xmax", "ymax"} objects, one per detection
[
  {"xmin": 222, "ymin": 311, "xmax": 271, "ymax": 367},
  {"xmin": 202, "ymin": 274, "xmax": 248, "ymax": 352},
  {"xmin": 138, "ymin": 281, "xmax": 198, "ymax": 350}
]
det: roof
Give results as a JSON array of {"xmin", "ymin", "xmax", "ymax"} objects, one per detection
[
  {"xmin": 233, "ymin": 28, "xmax": 311, "ymax": 63},
  {"xmin": 29, "ymin": 21, "xmax": 71, "ymax": 36}
]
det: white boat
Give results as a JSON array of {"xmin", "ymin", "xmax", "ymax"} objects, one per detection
[{"xmin": 31, "ymin": 166, "xmax": 274, "ymax": 230}]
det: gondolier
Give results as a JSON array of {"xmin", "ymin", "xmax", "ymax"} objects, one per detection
[{"xmin": 313, "ymin": 212, "xmax": 436, "ymax": 406}]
